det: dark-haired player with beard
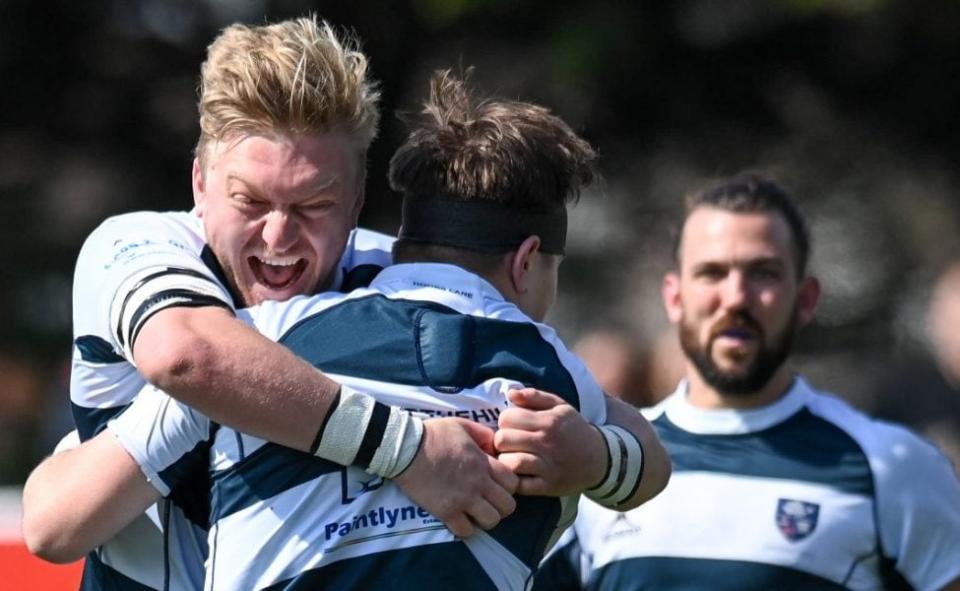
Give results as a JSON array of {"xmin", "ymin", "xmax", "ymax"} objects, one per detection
[{"xmin": 536, "ymin": 174, "xmax": 960, "ymax": 591}]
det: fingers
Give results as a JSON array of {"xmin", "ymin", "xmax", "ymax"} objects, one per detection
[
  {"xmin": 467, "ymin": 498, "xmax": 505, "ymax": 531},
  {"xmin": 497, "ymin": 405, "xmax": 541, "ymax": 431},
  {"xmin": 495, "ymin": 426, "xmax": 541, "ymax": 454},
  {"xmin": 444, "ymin": 514, "xmax": 475, "ymax": 539},
  {"xmin": 394, "ymin": 418, "xmax": 520, "ymax": 539},
  {"xmin": 506, "ymin": 388, "xmax": 567, "ymax": 411},
  {"xmin": 456, "ymin": 418, "xmax": 497, "ymax": 455},
  {"xmin": 484, "ymin": 457, "xmax": 518, "ymax": 516},
  {"xmin": 497, "ymin": 451, "xmax": 544, "ymax": 476},
  {"xmin": 499, "ymin": 451, "xmax": 557, "ymax": 495},
  {"xmin": 486, "ymin": 454, "xmax": 519, "ymax": 494},
  {"xmin": 515, "ymin": 476, "xmax": 550, "ymax": 496},
  {"xmin": 457, "ymin": 457, "xmax": 517, "ymax": 534},
  {"xmin": 444, "ymin": 457, "xmax": 518, "ymax": 537}
]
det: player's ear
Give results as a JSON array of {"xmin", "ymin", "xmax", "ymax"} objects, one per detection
[
  {"xmin": 797, "ymin": 275, "xmax": 820, "ymax": 327},
  {"xmin": 662, "ymin": 271, "xmax": 683, "ymax": 324},
  {"xmin": 192, "ymin": 158, "xmax": 207, "ymax": 217},
  {"xmin": 509, "ymin": 235, "xmax": 542, "ymax": 294}
]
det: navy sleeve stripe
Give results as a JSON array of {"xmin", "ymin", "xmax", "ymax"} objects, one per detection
[
  {"xmin": 75, "ymin": 335, "xmax": 125, "ymax": 363},
  {"xmin": 116, "ymin": 267, "xmax": 227, "ymax": 347},
  {"xmin": 127, "ymin": 291, "xmax": 232, "ymax": 352},
  {"xmin": 654, "ymin": 410, "xmax": 874, "ymax": 495},
  {"xmin": 72, "ymin": 402, "xmax": 130, "ymax": 441}
]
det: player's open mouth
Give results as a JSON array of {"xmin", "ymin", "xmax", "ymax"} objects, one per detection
[{"xmin": 249, "ymin": 256, "xmax": 308, "ymax": 289}]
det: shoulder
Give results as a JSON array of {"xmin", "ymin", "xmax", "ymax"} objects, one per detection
[
  {"xmin": 342, "ymin": 227, "xmax": 395, "ymax": 265},
  {"xmin": 803, "ymin": 384, "xmax": 953, "ymax": 488},
  {"xmin": 78, "ymin": 210, "xmax": 202, "ymax": 261},
  {"xmin": 348, "ymin": 226, "xmax": 395, "ymax": 250},
  {"xmin": 86, "ymin": 210, "xmax": 200, "ymax": 242},
  {"xmin": 241, "ymin": 289, "xmax": 373, "ymax": 342}
]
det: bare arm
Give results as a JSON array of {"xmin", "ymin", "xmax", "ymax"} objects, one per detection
[
  {"xmin": 942, "ymin": 577, "xmax": 960, "ymax": 591},
  {"xmin": 496, "ymin": 389, "xmax": 671, "ymax": 510},
  {"xmin": 22, "ymin": 431, "xmax": 161, "ymax": 563},
  {"xmin": 134, "ymin": 305, "xmax": 516, "ymax": 536},
  {"xmin": 601, "ymin": 394, "xmax": 671, "ymax": 508},
  {"xmin": 134, "ymin": 306, "xmax": 338, "ymax": 451}
]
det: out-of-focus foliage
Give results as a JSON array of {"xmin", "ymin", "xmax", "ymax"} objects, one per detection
[{"xmin": 1, "ymin": 0, "xmax": 958, "ymax": 481}]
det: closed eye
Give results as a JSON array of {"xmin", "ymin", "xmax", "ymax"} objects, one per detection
[{"xmin": 231, "ymin": 193, "xmax": 268, "ymax": 210}]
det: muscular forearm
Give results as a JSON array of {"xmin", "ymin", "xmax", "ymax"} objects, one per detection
[
  {"xmin": 133, "ymin": 306, "xmax": 517, "ymax": 536},
  {"xmin": 601, "ymin": 395, "xmax": 671, "ymax": 510},
  {"xmin": 496, "ymin": 389, "xmax": 671, "ymax": 508},
  {"xmin": 22, "ymin": 431, "xmax": 161, "ymax": 563},
  {"xmin": 134, "ymin": 306, "xmax": 339, "ymax": 452}
]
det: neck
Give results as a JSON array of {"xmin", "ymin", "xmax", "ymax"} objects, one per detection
[
  {"xmin": 685, "ymin": 364, "xmax": 795, "ymax": 410},
  {"xmin": 484, "ymin": 268, "xmax": 519, "ymax": 304}
]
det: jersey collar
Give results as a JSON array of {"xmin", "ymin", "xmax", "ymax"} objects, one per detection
[
  {"xmin": 371, "ymin": 263, "xmax": 507, "ymax": 316},
  {"xmin": 662, "ymin": 376, "xmax": 814, "ymax": 434}
]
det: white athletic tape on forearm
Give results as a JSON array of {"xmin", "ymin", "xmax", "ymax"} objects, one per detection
[
  {"xmin": 586, "ymin": 425, "xmax": 622, "ymax": 500},
  {"xmin": 366, "ymin": 406, "xmax": 424, "ymax": 479},
  {"xmin": 312, "ymin": 385, "xmax": 424, "ymax": 478},
  {"xmin": 314, "ymin": 385, "xmax": 375, "ymax": 466},
  {"xmin": 585, "ymin": 424, "xmax": 644, "ymax": 508}
]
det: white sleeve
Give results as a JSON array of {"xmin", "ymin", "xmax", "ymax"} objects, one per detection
[
  {"xmin": 875, "ymin": 425, "xmax": 960, "ymax": 590},
  {"xmin": 73, "ymin": 211, "xmax": 234, "ymax": 363},
  {"xmin": 550, "ymin": 333, "xmax": 607, "ymax": 425},
  {"xmin": 338, "ymin": 228, "xmax": 395, "ymax": 270},
  {"xmin": 108, "ymin": 385, "xmax": 212, "ymax": 497}
]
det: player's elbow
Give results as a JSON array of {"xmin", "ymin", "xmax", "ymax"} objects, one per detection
[
  {"xmin": 617, "ymin": 437, "xmax": 672, "ymax": 511},
  {"xmin": 22, "ymin": 512, "xmax": 87, "ymax": 564},
  {"xmin": 644, "ymin": 437, "xmax": 672, "ymax": 499},
  {"xmin": 134, "ymin": 320, "xmax": 219, "ymax": 394}
]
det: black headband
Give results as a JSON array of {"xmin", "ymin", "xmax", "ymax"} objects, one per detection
[{"xmin": 398, "ymin": 194, "xmax": 568, "ymax": 255}]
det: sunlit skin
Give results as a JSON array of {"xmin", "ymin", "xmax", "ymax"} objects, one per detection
[
  {"xmin": 193, "ymin": 133, "xmax": 365, "ymax": 306},
  {"xmin": 662, "ymin": 207, "xmax": 820, "ymax": 409},
  {"xmin": 493, "ymin": 235, "xmax": 563, "ymax": 323},
  {"xmin": 521, "ymin": 251, "xmax": 563, "ymax": 322}
]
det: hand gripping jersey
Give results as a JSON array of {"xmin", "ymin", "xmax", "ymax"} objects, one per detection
[
  {"xmin": 536, "ymin": 378, "xmax": 960, "ymax": 591},
  {"xmin": 110, "ymin": 263, "xmax": 608, "ymax": 591},
  {"xmin": 70, "ymin": 210, "xmax": 394, "ymax": 590}
]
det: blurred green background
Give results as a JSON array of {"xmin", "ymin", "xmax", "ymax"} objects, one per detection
[{"xmin": 1, "ymin": 0, "xmax": 958, "ymax": 483}]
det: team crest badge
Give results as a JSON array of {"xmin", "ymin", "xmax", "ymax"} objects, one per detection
[{"xmin": 776, "ymin": 498, "xmax": 819, "ymax": 541}]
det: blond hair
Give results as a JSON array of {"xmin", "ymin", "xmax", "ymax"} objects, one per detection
[{"xmin": 196, "ymin": 16, "xmax": 380, "ymax": 168}]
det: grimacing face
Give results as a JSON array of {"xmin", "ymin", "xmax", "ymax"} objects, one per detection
[
  {"xmin": 193, "ymin": 133, "xmax": 365, "ymax": 306},
  {"xmin": 663, "ymin": 207, "xmax": 817, "ymax": 395}
]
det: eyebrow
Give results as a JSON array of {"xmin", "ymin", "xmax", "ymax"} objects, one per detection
[
  {"xmin": 690, "ymin": 256, "xmax": 786, "ymax": 270},
  {"xmin": 224, "ymin": 173, "xmax": 340, "ymax": 195}
]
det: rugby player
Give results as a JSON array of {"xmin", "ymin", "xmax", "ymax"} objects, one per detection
[
  {"xmin": 535, "ymin": 174, "xmax": 960, "ymax": 591},
  {"xmin": 22, "ymin": 18, "xmax": 666, "ymax": 591},
  {"xmin": 23, "ymin": 17, "xmax": 527, "ymax": 590},
  {"xmin": 106, "ymin": 68, "xmax": 668, "ymax": 590}
]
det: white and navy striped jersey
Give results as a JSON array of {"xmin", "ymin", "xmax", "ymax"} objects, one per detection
[
  {"xmin": 111, "ymin": 263, "xmax": 608, "ymax": 591},
  {"xmin": 70, "ymin": 209, "xmax": 394, "ymax": 590},
  {"xmin": 536, "ymin": 378, "xmax": 960, "ymax": 591}
]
